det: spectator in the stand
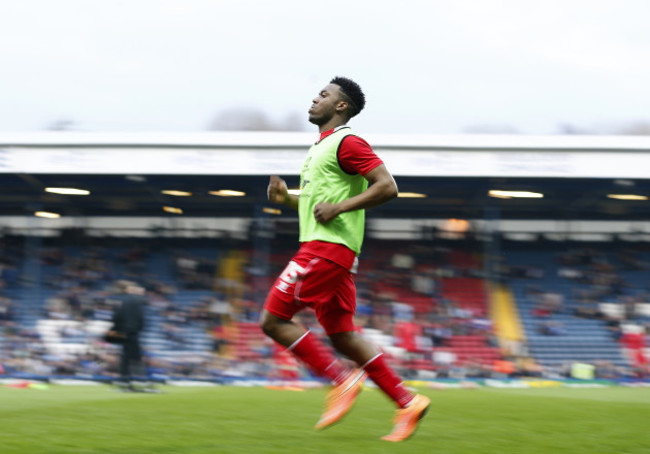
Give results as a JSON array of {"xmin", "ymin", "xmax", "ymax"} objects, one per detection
[
  {"xmin": 618, "ymin": 249, "xmax": 647, "ymax": 271},
  {"xmin": 369, "ymin": 294, "xmax": 393, "ymax": 333},
  {"xmin": 623, "ymin": 297, "xmax": 638, "ymax": 320},
  {"xmin": 160, "ymin": 305, "xmax": 190, "ymax": 349},
  {"xmin": 450, "ymin": 302, "xmax": 473, "ymax": 320},
  {"xmin": 411, "ymin": 268, "xmax": 436, "ymax": 297},
  {"xmin": 161, "ymin": 322, "xmax": 184, "ymax": 348},
  {"xmin": 354, "ymin": 297, "xmax": 373, "ymax": 328},
  {"xmin": 394, "ymin": 320, "xmax": 419, "ymax": 355},
  {"xmin": 469, "ymin": 315, "xmax": 493, "ymax": 335},
  {"xmin": 66, "ymin": 290, "xmax": 82, "ymax": 318},
  {"xmin": 45, "ymin": 294, "xmax": 70, "ymax": 319},
  {"xmin": 391, "ymin": 300, "xmax": 414, "ymax": 322},
  {"xmin": 175, "ymin": 253, "xmax": 217, "ymax": 290},
  {"xmin": 603, "ymin": 314, "xmax": 623, "ymax": 341},
  {"xmin": 211, "ymin": 323, "xmax": 229, "ymax": 355},
  {"xmin": 558, "ymin": 267, "xmax": 583, "ymax": 280},
  {"xmin": 429, "ymin": 321, "xmax": 453, "ymax": 346},
  {"xmin": 531, "ymin": 292, "xmax": 563, "ymax": 318},
  {"xmin": 205, "ymin": 296, "xmax": 227, "ymax": 323},
  {"xmin": 432, "ymin": 349, "xmax": 456, "ymax": 375},
  {"xmin": 594, "ymin": 360, "xmax": 622, "ymax": 379},
  {"xmin": 0, "ymin": 297, "xmax": 14, "ymax": 324},
  {"xmin": 238, "ymin": 298, "xmax": 260, "ymax": 322},
  {"xmin": 537, "ymin": 320, "xmax": 566, "ymax": 336},
  {"xmin": 391, "ymin": 252, "xmax": 415, "ymax": 271},
  {"xmin": 118, "ymin": 247, "xmax": 148, "ymax": 274}
]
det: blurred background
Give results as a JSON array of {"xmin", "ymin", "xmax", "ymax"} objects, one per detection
[{"xmin": 1, "ymin": 0, "xmax": 649, "ymax": 384}]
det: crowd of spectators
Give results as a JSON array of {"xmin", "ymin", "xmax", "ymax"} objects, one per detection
[
  {"xmin": 1, "ymin": 237, "xmax": 648, "ymax": 381},
  {"xmin": 509, "ymin": 244, "xmax": 650, "ymax": 377}
]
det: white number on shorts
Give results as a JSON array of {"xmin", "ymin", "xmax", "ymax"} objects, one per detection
[{"xmin": 278, "ymin": 261, "xmax": 305, "ymax": 285}]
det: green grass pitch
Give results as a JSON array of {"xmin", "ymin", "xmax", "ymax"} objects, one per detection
[{"xmin": 1, "ymin": 384, "xmax": 649, "ymax": 453}]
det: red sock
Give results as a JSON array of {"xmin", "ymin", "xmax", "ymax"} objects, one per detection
[
  {"xmin": 363, "ymin": 353, "xmax": 414, "ymax": 408},
  {"xmin": 288, "ymin": 331, "xmax": 350, "ymax": 385}
]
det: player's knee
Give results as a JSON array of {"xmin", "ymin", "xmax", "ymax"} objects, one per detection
[
  {"xmin": 329, "ymin": 331, "xmax": 357, "ymax": 352},
  {"xmin": 259, "ymin": 310, "xmax": 280, "ymax": 338}
]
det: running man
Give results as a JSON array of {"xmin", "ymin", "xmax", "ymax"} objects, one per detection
[{"xmin": 260, "ymin": 76, "xmax": 429, "ymax": 442}]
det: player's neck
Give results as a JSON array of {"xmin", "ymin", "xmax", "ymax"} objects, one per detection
[{"xmin": 318, "ymin": 118, "xmax": 348, "ymax": 134}]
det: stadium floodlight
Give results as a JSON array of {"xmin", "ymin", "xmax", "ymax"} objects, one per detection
[
  {"xmin": 45, "ymin": 187, "xmax": 90, "ymax": 195},
  {"xmin": 443, "ymin": 218, "xmax": 470, "ymax": 233},
  {"xmin": 163, "ymin": 206, "xmax": 183, "ymax": 214},
  {"xmin": 209, "ymin": 190, "xmax": 246, "ymax": 197},
  {"xmin": 607, "ymin": 194, "xmax": 648, "ymax": 201},
  {"xmin": 125, "ymin": 175, "xmax": 146, "ymax": 182},
  {"xmin": 34, "ymin": 211, "xmax": 61, "ymax": 219},
  {"xmin": 397, "ymin": 192, "xmax": 427, "ymax": 198},
  {"xmin": 489, "ymin": 190, "xmax": 544, "ymax": 199},
  {"xmin": 161, "ymin": 190, "xmax": 192, "ymax": 196},
  {"xmin": 263, "ymin": 207, "xmax": 282, "ymax": 215}
]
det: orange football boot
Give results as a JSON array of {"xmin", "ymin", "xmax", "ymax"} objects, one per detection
[
  {"xmin": 380, "ymin": 394, "xmax": 430, "ymax": 442},
  {"xmin": 314, "ymin": 369, "xmax": 366, "ymax": 430}
]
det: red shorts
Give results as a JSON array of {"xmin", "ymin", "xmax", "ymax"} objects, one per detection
[{"xmin": 264, "ymin": 249, "xmax": 357, "ymax": 335}]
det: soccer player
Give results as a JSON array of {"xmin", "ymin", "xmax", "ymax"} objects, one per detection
[{"xmin": 260, "ymin": 76, "xmax": 430, "ymax": 442}]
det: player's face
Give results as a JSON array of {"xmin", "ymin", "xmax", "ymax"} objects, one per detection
[{"xmin": 308, "ymin": 83, "xmax": 344, "ymax": 126}]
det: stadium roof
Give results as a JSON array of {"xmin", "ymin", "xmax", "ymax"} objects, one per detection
[{"xmin": 0, "ymin": 132, "xmax": 649, "ymax": 221}]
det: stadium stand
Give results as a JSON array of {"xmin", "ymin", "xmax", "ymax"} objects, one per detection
[
  {"xmin": 500, "ymin": 241, "xmax": 649, "ymax": 375},
  {"xmin": 1, "ymin": 234, "xmax": 649, "ymax": 381}
]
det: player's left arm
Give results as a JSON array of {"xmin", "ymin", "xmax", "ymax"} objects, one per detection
[{"xmin": 313, "ymin": 164, "xmax": 398, "ymax": 223}]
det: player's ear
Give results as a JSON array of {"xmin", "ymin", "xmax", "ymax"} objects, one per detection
[{"xmin": 335, "ymin": 100, "xmax": 348, "ymax": 113}]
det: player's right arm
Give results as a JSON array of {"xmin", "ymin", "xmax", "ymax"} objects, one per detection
[{"xmin": 268, "ymin": 175, "xmax": 299, "ymax": 211}]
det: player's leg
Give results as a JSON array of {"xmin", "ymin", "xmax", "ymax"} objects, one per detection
[
  {"xmin": 263, "ymin": 256, "xmax": 364, "ymax": 429},
  {"xmin": 260, "ymin": 256, "xmax": 352, "ymax": 386},
  {"xmin": 329, "ymin": 330, "xmax": 413, "ymax": 408},
  {"xmin": 328, "ymin": 330, "xmax": 377, "ymax": 365},
  {"xmin": 323, "ymin": 274, "xmax": 414, "ymax": 407},
  {"xmin": 307, "ymin": 271, "xmax": 371, "ymax": 430},
  {"xmin": 260, "ymin": 313, "xmax": 352, "ymax": 386},
  {"xmin": 259, "ymin": 309, "xmax": 305, "ymax": 347},
  {"xmin": 323, "ymin": 275, "xmax": 430, "ymax": 441},
  {"xmin": 259, "ymin": 258, "xmax": 314, "ymax": 348},
  {"xmin": 328, "ymin": 331, "xmax": 430, "ymax": 441}
]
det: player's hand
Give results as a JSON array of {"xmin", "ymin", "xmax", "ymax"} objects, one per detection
[
  {"xmin": 313, "ymin": 202, "xmax": 341, "ymax": 223},
  {"xmin": 268, "ymin": 175, "xmax": 288, "ymax": 204}
]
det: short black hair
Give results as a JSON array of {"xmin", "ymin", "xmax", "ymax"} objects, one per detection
[{"xmin": 330, "ymin": 76, "xmax": 365, "ymax": 118}]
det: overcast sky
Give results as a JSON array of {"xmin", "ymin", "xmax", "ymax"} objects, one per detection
[{"xmin": 2, "ymin": 0, "xmax": 649, "ymax": 135}]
